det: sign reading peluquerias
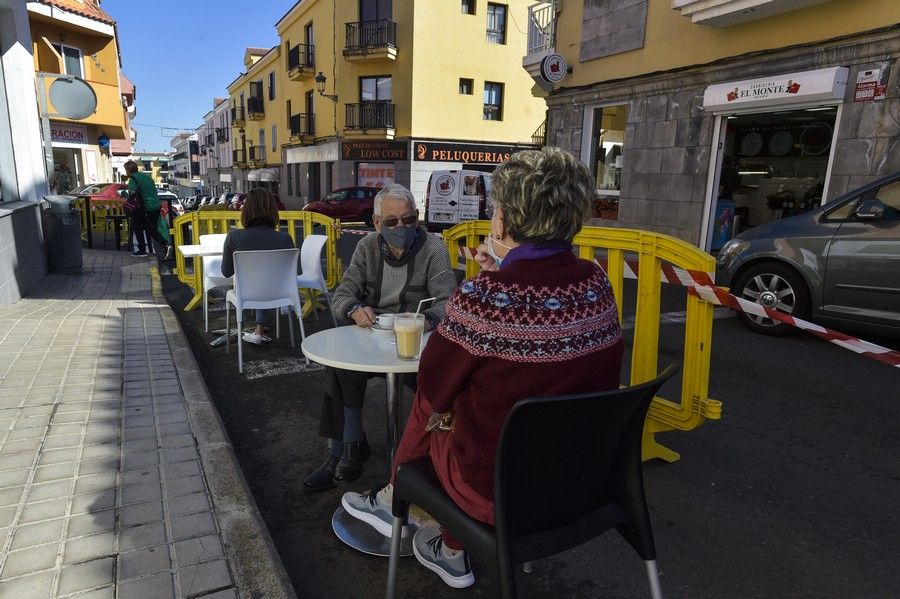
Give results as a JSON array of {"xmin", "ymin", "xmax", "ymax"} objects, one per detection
[{"xmin": 703, "ymin": 67, "xmax": 848, "ymax": 112}]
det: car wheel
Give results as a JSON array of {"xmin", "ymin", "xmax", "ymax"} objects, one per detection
[
  {"xmin": 362, "ymin": 210, "xmax": 374, "ymax": 227},
  {"xmin": 732, "ymin": 262, "xmax": 810, "ymax": 335}
]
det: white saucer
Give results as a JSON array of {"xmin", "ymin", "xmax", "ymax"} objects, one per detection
[{"xmin": 370, "ymin": 324, "xmax": 394, "ymax": 337}]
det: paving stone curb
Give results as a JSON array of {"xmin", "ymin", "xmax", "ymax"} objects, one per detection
[{"xmin": 150, "ymin": 266, "xmax": 296, "ymax": 599}]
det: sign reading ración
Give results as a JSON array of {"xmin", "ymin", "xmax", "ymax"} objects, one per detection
[
  {"xmin": 50, "ymin": 123, "xmax": 87, "ymax": 144},
  {"xmin": 413, "ymin": 141, "xmax": 529, "ymax": 164},
  {"xmin": 341, "ymin": 141, "xmax": 408, "ymax": 161}
]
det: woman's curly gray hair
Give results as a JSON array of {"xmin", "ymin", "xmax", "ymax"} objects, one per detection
[{"xmin": 490, "ymin": 147, "xmax": 593, "ymax": 245}]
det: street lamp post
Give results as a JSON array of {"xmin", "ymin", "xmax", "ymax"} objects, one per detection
[{"xmin": 314, "ymin": 72, "xmax": 338, "ymax": 102}]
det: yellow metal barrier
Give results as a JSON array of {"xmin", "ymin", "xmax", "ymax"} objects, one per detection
[
  {"xmin": 443, "ymin": 221, "xmax": 721, "ymax": 463},
  {"xmin": 74, "ymin": 198, "xmax": 128, "ymax": 248},
  {"xmin": 172, "ymin": 210, "xmax": 343, "ymax": 312}
]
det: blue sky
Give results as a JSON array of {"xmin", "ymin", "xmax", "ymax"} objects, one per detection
[{"xmin": 106, "ymin": 0, "xmax": 290, "ymax": 153}]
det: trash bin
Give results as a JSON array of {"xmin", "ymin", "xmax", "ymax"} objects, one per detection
[
  {"xmin": 42, "ymin": 195, "xmax": 83, "ymax": 274},
  {"xmin": 710, "ymin": 199, "xmax": 736, "ymax": 251}
]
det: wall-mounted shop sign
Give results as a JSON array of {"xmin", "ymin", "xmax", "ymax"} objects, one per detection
[
  {"xmin": 703, "ymin": 67, "xmax": 848, "ymax": 112},
  {"xmin": 413, "ymin": 141, "xmax": 528, "ymax": 164},
  {"xmin": 853, "ymin": 68, "xmax": 886, "ymax": 103},
  {"xmin": 285, "ymin": 141, "xmax": 339, "ymax": 164},
  {"xmin": 50, "ymin": 123, "xmax": 87, "ymax": 144},
  {"xmin": 539, "ymin": 53, "xmax": 568, "ymax": 85},
  {"xmin": 341, "ymin": 141, "xmax": 408, "ymax": 161},
  {"xmin": 357, "ymin": 163, "xmax": 395, "ymax": 188}
]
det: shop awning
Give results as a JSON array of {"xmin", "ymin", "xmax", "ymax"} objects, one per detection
[{"xmin": 247, "ymin": 168, "xmax": 280, "ymax": 182}]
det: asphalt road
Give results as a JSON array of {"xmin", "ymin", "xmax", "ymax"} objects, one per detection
[{"xmin": 162, "ymin": 230, "xmax": 899, "ymax": 598}]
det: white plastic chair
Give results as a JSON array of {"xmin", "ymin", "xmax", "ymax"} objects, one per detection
[
  {"xmin": 199, "ymin": 234, "xmax": 232, "ymax": 332},
  {"xmin": 225, "ymin": 249, "xmax": 306, "ymax": 374},
  {"xmin": 296, "ymin": 234, "xmax": 338, "ymax": 328}
]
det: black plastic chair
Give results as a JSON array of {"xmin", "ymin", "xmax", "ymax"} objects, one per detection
[{"xmin": 386, "ymin": 364, "xmax": 678, "ymax": 599}]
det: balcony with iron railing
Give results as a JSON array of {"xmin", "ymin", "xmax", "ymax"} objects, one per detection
[
  {"xmin": 247, "ymin": 96, "xmax": 265, "ymax": 120},
  {"xmin": 232, "ymin": 149, "xmax": 247, "ymax": 167},
  {"xmin": 344, "ymin": 20, "xmax": 397, "ymax": 61},
  {"xmin": 289, "ymin": 113, "xmax": 315, "ymax": 143},
  {"xmin": 248, "ymin": 145, "xmax": 266, "ymax": 165},
  {"xmin": 344, "ymin": 102, "xmax": 395, "ymax": 138},
  {"xmin": 216, "ymin": 128, "xmax": 228, "ymax": 143},
  {"xmin": 231, "ymin": 106, "xmax": 245, "ymax": 125},
  {"xmin": 523, "ymin": 1, "xmax": 557, "ymax": 76},
  {"xmin": 287, "ymin": 43, "xmax": 316, "ymax": 80}
]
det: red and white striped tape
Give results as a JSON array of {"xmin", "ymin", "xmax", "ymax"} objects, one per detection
[
  {"xmin": 453, "ymin": 245, "xmax": 900, "ymax": 369},
  {"xmin": 338, "ymin": 228, "xmax": 444, "ymax": 237},
  {"xmin": 339, "ymin": 228, "xmax": 371, "ymax": 236}
]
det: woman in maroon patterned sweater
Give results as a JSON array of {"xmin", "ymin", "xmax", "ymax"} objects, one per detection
[{"xmin": 342, "ymin": 147, "xmax": 624, "ymax": 588}]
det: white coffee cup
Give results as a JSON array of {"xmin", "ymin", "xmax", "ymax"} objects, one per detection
[{"xmin": 375, "ymin": 313, "xmax": 394, "ymax": 329}]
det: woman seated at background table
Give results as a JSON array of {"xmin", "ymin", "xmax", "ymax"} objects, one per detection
[
  {"xmin": 220, "ymin": 188, "xmax": 294, "ymax": 345},
  {"xmin": 340, "ymin": 147, "xmax": 625, "ymax": 589}
]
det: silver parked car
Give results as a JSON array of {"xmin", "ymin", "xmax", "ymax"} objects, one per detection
[{"xmin": 716, "ymin": 172, "xmax": 900, "ymax": 338}]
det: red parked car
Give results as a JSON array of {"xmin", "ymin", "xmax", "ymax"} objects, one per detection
[
  {"xmin": 303, "ymin": 187, "xmax": 380, "ymax": 226},
  {"xmin": 78, "ymin": 183, "xmax": 169, "ymax": 219},
  {"xmin": 78, "ymin": 182, "xmax": 128, "ymax": 202}
]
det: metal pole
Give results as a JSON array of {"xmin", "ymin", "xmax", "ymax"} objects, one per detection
[
  {"xmin": 385, "ymin": 373, "xmax": 402, "ymax": 467},
  {"xmin": 35, "ymin": 73, "xmax": 56, "ymax": 194}
]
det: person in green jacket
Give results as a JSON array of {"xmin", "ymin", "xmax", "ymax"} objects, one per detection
[{"xmin": 124, "ymin": 161, "xmax": 172, "ymax": 259}]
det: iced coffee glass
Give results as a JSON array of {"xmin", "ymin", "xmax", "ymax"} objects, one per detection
[{"xmin": 393, "ymin": 313, "xmax": 425, "ymax": 360}]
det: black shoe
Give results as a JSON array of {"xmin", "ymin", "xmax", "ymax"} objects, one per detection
[
  {"xmin": 302, "ymin": 455, "xmax": 339, "ymax": 493},
  {"xmin": 334, "ymin": 439, "xmax": 371, "ymax": 484},
  {"xmin": 131, "ymin": 250, "xmax": 148, "ymax": 257}
]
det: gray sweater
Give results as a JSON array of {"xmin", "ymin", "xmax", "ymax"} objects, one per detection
[
  {"xmin": 221, "ymin": 225, "xmax": 294, "ymax": 278},
  {"xmin": 331, "ymin": 229, "xmax": 456, "ymax": 326}
]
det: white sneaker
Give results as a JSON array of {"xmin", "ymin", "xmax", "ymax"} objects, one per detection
[
  {"xmin": 412, "ymin": 526, "xmax": 475, "ymax": 589},
  {"xmin": 341, "ymin": 483, "xmax": 407, "ymax": 538},
  {"xmin": 242, "ymin": 332, "xmax": 264, "ymax": 345}
]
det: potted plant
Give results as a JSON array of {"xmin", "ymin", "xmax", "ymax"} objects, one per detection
[{"xmin": 594, "ymin": 196, "xmax": 619, "ymax": 220}]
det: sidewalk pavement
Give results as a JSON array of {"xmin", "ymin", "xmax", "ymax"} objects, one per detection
[{"xmin": 0, "ymin": 250, "xmax": 294, "ymax": 599}]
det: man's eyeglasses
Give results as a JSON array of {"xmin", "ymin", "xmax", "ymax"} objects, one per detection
[{"xmin": 379, "ymin": 214, "xmax": 418, "ymax": 228}]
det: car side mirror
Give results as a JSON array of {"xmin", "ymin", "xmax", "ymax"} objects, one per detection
[{"xmin": 855, "ymin": 199, "xmax": 885, "ymax": 221}]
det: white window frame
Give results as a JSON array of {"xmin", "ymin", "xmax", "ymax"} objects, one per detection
[
  {"xmin": 486, "ymin": 3, "xmax": 507, "ymax": 44},
  {"xmin": 51, "ymin": 43, "xmax": 84, "ymax": 78},
  {"xmin": 483, "ymin": 81, "xmax": 503, "ymax": 121}
]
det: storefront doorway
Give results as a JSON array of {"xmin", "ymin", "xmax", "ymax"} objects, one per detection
[
  {"xmin": 52, "ymin": 147, "xmax": 81, "ymax": 192},
  {"xmin": 705, "ymin": 105, "xmax": 839, "ymax": 250}
]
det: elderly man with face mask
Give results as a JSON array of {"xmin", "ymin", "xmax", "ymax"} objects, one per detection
[{"xmin": 303, "ymin": 184, "xmax": 457, "ymax": 492}]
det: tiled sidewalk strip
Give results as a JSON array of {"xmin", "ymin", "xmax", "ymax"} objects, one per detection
[{"xmin": 0, "ymin": 251, "xmax": 294, "ymax": 599}]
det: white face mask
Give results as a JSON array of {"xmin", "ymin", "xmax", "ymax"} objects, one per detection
[{"xmin": 486, "ymin": 235, "xmax": 512, "ymax": 268}]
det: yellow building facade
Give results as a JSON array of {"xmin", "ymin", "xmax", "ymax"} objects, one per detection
[
  {"xmin": 227, "ymin": 47, "xmax": 285, "ymax": 194},
  {"xmin": 529, "ymin": 0, "xmax": 900, "ymax": 248},
  {"xmin": 246, "ymin": 0, "xmax": 548, "ymax": 208},
  {"xmin": 28, "ymin": 0, "xmax": 127, "ymax": 192}
]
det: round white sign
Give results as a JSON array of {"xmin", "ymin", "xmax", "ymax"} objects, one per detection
[{"xmin": 540, "ymin": 53, "xmax": 568, "ymax": 84}]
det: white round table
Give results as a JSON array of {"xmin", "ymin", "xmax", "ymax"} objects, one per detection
[{"xmin": 301, "ymin": 325, "xmax": 430, "ymax": 557}]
